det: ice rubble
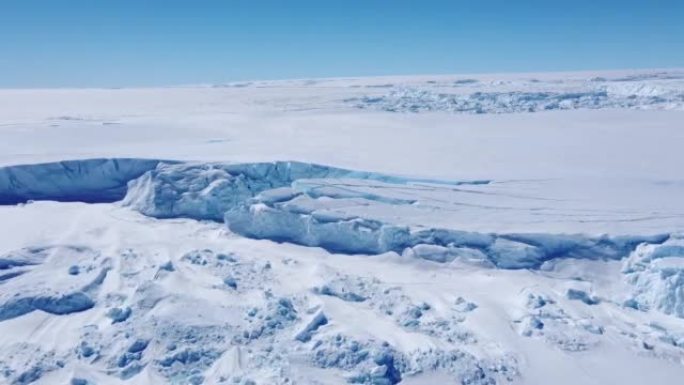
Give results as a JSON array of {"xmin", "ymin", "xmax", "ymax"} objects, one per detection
[{"xmin": 0, "ymin": 158, "xmax": 163, "ymax": 204}]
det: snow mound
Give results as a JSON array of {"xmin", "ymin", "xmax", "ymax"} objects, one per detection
[
  {"xmin": 0, "ymin": 158, "xmax": 163, "ymax": 204},
  {"xmin": 623, "ymin": 236, "xmax": 684, "ymax": 318}
]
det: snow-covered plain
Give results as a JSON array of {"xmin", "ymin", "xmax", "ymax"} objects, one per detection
[{"xmin": 1, "ymin": 69, "xmax": 684, "ymax": 385}]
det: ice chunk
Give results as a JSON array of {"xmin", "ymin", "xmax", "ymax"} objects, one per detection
[
  {"xmin": 404, "ymin": 244, "xmax": 454, "ymax": 263},
  {"xmin": 313, "ymin": 284, "xmax": 367, "ymax": 303},
  {"xmin": 0, "ymin": 246, "xmax": 105, "ymax": 321},
  {"xmin": 0, "ymin": 292, "xmax": 95, "ymax": 321},
  {"xmin": 107, "ymin": 306, "xmax": 132, "ymax": 324},
  {"xmin": 294, "ymin": 310, "xmax": 328, "ymax": 342},
  {"xmin": 566, "ymin": 289, "xmax": 600, "ymax": 305},
  {"xmin": 623, "ymin": 236, "xmax": 684, "ymax": 317},
  {"xmin": 128, "ymin": 339, "xmax": 150, "ymax": 354},
  {"xmin": 223, "ymin": 276, "xmax": 238, "ymax": 289}
]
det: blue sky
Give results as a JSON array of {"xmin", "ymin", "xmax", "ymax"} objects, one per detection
[{"xmin": 1, "ymin": 0, "xmax": 682, "ymax": 87}]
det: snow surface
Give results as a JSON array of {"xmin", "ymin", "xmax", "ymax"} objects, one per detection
[{"xmin": 1, "ymin": 69, "xmax": 684, "ymax": 385}]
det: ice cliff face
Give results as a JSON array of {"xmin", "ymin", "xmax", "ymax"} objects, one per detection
[{"xmin": 0, "ymin": 158, "xmax": 162, "ymax": 204}]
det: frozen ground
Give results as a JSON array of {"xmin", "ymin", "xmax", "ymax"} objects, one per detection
[{"xmin": 0, "ymin": 69, "xmax": 683, "ymax": 384}]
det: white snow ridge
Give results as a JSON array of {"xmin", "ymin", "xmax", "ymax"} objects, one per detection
[{"xmin": 1, "ymin": 70, "xmax": 684, "ymax": 385}]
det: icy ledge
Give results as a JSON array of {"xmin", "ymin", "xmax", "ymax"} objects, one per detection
[
  {"xmin": 223, "ymin": 189, "xmax": 668, "ymax": 269},
  {"xmin": 120, "ymin": 161, "xmax": 670, "ymax": 269}
]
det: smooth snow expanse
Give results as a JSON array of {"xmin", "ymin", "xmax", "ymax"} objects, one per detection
[{"xmin": 0, "ymin": 69, "xmax": 683, "ymax": 385}]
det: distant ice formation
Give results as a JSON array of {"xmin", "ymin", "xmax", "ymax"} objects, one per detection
[{"xmin": 347, "ymin": 77, "xmax": 684, "ymax": 113}]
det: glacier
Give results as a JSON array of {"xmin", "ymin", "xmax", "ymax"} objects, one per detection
[{"xmin": 2, "ymin": 70, "xmax": 684, "ymax": 385}]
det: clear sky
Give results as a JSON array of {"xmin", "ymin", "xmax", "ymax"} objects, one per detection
[{"xmin": 1, "ymin": 0, "xmax": 683, "ymax": 87}]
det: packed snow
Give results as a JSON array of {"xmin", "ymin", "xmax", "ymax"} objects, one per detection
[{"xmin": 1, "ymin": 69, "xmax": 684, "ymax": 385}]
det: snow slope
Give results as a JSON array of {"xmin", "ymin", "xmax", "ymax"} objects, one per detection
[{"xmin": 1, "ymin": 69, "xmax": 684, "ymax": 385}]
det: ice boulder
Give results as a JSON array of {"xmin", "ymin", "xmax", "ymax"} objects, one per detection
[{"xmin": 294, "ymin": 310, "xmax": 328, "ymax": 342}]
